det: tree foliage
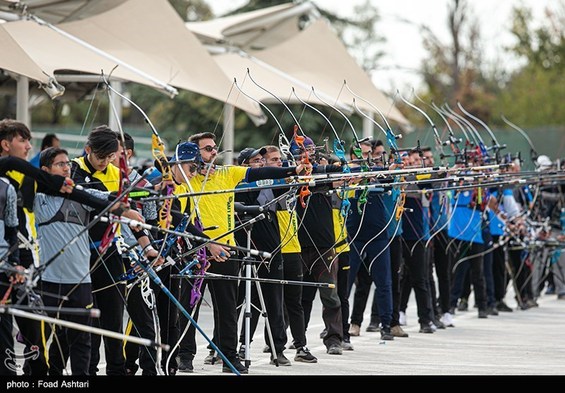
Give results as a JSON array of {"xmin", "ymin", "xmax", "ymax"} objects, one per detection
[{"xmin": 491, "ymin": 2, "xmax": 565, "ymax": 127}]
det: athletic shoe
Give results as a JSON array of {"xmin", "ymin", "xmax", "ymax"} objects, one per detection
[
  {"xmin": 326, "ymin": 343, "xmax": 343, "ymax": 355},
  {"xmin": 380, "ymin": 326, "xmax": 394, "ymax": 340},
  {"xmin": 177, "ymin": 359, "xmax": 193, "ymax": 373},
  {"xmin": 391, "ymin": 325, "xmax": 409, "ymax": 337},
  {"xmin": 440, "ymin": 312, "xmax": 455, "ymax": 327},
  {"xmin": 399, "ymin": 311, "xmax": 407, "ymax": 326},
  {"xmin": 349, "ymin": 323, "xmax": 361, "ymax": 336},
  {"xmin": 294, "ymin": 347, "xmax": 317, "ymax": 363},
  {"xmin": 342, "ymin": 338, "xmax": 354, "ymax": 351}
]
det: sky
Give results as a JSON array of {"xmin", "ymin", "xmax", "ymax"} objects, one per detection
[{"xmin": 207, "ymin": 0, "xmax": 557, "ymax": 94}]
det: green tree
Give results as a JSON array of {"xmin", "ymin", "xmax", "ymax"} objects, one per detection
[{"xmin": 492, "ymin": 2, "xmax": 565, "ymax": 127}]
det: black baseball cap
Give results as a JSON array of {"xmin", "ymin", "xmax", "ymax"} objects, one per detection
[{"xmin": 237, "ymin": 147, "xmax": 267, "ymax": 165}]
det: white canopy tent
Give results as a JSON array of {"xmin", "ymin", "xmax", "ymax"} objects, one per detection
[
  {"xmin": 0, "ymin": 0, "xmax": 263, "ymax": 130},
  {"xmin": 187, "ymin": 2, "xmax": 408, "ymax": 162}
]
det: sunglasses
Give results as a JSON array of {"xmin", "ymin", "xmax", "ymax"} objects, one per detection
[{"xmin": 200, "ymin": 145, "xmax": 218, "ymax": 153}]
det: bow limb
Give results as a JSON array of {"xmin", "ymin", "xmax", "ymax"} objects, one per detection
[
  {"xmin": 343, "ymin": 81, "xmax": 403, "ymax": 164},
  {"xmin": 458, "ymin": 102, "xmax": 506, "ymax": 163},
  {"xmin": 310, "ymin": 86, "xmax": 372, "ymax": 212},
  {"xmin": 501, "ymin": 115, "xmax": 538, "ymax": 163},
  {"xmin": 443, "ymin": 103, "xmax": 489, "ymax": 162},
  {"xmin": 397, "ymin": 89, "xmax": 447, "ymax": 161},
  {"xmin": 244, "ymin": 71, "xmax": 314, "ymax": 207},
  {"xmin": 310, "ymin": 86, "xmax": 368, "ymax": 160},
  {"xmin": 232, "ymin": 78, "xmax": 295, "ymax": 165},
  {"xmin": 289, "ymin": 87, "xmax": 352, "ymax": 214},
  {"xmin": 290, "ymin": 88, "xmax": 348, "ymax": 168}
]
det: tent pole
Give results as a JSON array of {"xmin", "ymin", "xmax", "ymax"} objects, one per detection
[
  {"xmin": 108, "ymin": 80, "xmax": 123, "ymax": 132},
  {"xmin": 223, "ymin": 103, "xmax": 235, "ymax": 165},
  {"xmin": 16, "ymin": 75, "xmax": 30, "ymax": 126},
  {"xmin": 362, "ymin": 111, "xmax": 374, "ymax": 141}
]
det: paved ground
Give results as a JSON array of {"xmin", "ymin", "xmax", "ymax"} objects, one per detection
[
  {"xmin": 184, "ymin": 290, "xmax": 565, "ymax": 377},
  {"xmin": 11, "ymin": 286, "xmax": 565, "ymax": 380}
]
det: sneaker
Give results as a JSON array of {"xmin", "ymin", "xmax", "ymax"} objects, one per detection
[
  {"xmin": 319, "ymin": 328, "xmax": 328, "ymax": 339},
  {"xmin": 433, "ymin": 317, "xmax": 446, "ymax": 329},
  {"xmin": 222, "ymin": 359, "xmax": 248, "ymax": 374},
  {"xmin": 478, "ymin": 310, "xmax": 488, "ymax": 318},
  {"xmin": 487, "ymin": 307, "xmax": 499, "ymax": 316},
  {"xmin": 270, "ymin": 352, "xmax": 291, "ymax": 366},
  {"xmin": 526, "ymin": 298, "xmax": 539, "ymax": 308},
  {"xmin": 440, "ymin": 312, "xmax": 455, "ymax": 327},
  {"xmin": 399, "ymin": 311, "xmax": 407, "ymax": 326},
  {"xmin": 294, "ymin": 347, "xmax": 317, "ymax": 363},
  {"xmin": 178, "ymin": 359, "xmax": 194, "ymax": 373},
  {"xmin": 419, "ymin": 323, "xmax": 434, "ymax": 334},
  {"xmin": 496, "ymin": 301, "xmax": 513, "ymax": 312},
  {"xmin": 262, "ymin": 345, "xmax": 271, "ymax": 353},
  {"xmin": 326, "ymin": 343, "xmax": 343, "ymax": 355},
  {"xmin": 391, "ymin": 325, "xmax": 409, "ymax": 338},
  {"xmin": 342, "ymin": 338, "xmax": 354, "ymax": 351},
  {"xmin": 457, "ymin": 298, "xmax": 468, "ymax": 312},
  {"xmin": 349, "ymin": 323, "xmax": 361, "ymax": 336},
  {"xmin": 380, "ymin": 326, "xmax": 394, "ymax": 341},
  {"xmin": 204, "ymin": 349, "xmax": 221, "ymax": 365},
  {"xmin": 366, "ymin": 323, "xmax": 380, "ymax": 332}
]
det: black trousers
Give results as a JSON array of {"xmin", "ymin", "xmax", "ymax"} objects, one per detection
[
  {"xmin": 450, "ymin": 240, "xmax": 488, "ymax": 311},
  {"xmin": 124, "ymin": 264, "xmax": 181, "ymax": 374},
  {"xmin": 492, "ymin": 235, "xmax": 507, "ymax": 302},
  {"xmin": 336, "ymin": 252, "xmax": 350, "ymax": 341},
  {"xmin": 238, "ymin": 252, "xmax": 287, "ymax": 354},
  {"xmin": 401, "ymin": 240, "xmax": 433, "ymax": 326},
  {"xmin": 89, "ymin": 246, "xmax": 126, "ymax": 376},
  {"xmin": 349, "ymin": 262, "xmax": 373, "ymax": 327},
  {"xmin": 178, "ymin": 276, "xmax": 208, "ymax": 362},
  {"xmin": 281, "ymin": 252, "xmax": 307, "ymax": 350},
  {"xmin": 40, "ymin": 281, "xmax": 92, "ymax": 376},
  {"xmin": 432, "ymin": 231, "xmax": 453, "ymax": 314},
  {"xmin": 207, "ymin": 256, "xmax": 241, "ymax": 362},
  {"xmin": 301, "ymin": 247, "xmax": 342, "ymax": 348},
  {"xmin": 389, "ymin": 236, "xmax": 403, "ymax": 327},
  {"xmin": 124, "ymin": 277, "xmax": 159, "ymax": 375}
]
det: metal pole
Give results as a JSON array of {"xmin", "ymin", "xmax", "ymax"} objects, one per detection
[
  {"xmin": 108, "ymin": 80, "xmax": 123, "ymax": 132},
  {"xmin": 223, "ymin": 103, "xmax": 235, "ymax": 165},
  {"xmin": 16, "ymin": 75, "xmax": 30, "ymax": 127}
]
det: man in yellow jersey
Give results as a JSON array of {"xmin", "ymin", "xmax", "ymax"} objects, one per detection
[{"xmin": 187, "ymin": 132, "xmax": 310, "ymax": 374}]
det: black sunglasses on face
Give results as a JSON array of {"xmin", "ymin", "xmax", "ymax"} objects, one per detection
[{"xmin": 200, "ymin": 145, "xmax": 217, "ymax": 153}]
